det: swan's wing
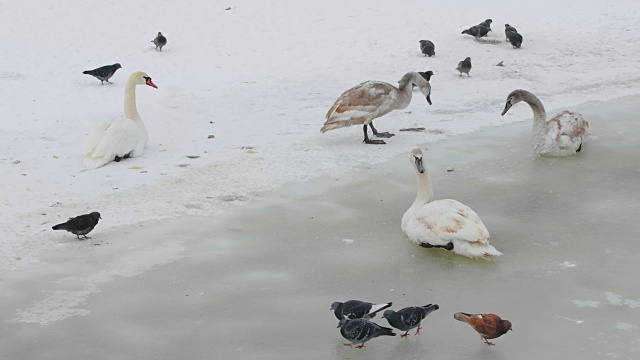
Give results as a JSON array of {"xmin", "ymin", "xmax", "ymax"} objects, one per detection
[
  {"xmin": 414, "ymin": 199, "xmax": 490, "ymax": 244},
  {"xmin": 547, "ymin": 111, "xmax": 590, "ymax": 149},
  {"xmin": 85, "ymin": 117, "xmax": 143, "ymax": 161},
  {"xmin": 84, "ymin": 118, "xmax": 116, "ymax": 155},
  {"xmin": 324, "ymin": 81, "xmax": 398, "ymax": 123}
]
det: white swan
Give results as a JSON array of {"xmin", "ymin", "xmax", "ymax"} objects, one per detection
[
  {"xmin": 320, "ymin": 72, "xmax": 432, "ymax": 144},
  {"xmin": 501, "ymin": 89, "xmax": 589, "ymax": 156},
  {"xmin": 401, "ymin": 148, "xmax": 502, "ymax": 260},
  {"xmin": 83, "ymin": 71, "xmax": 158, "ymax": 169}
]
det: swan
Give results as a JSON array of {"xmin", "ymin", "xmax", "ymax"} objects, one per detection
[
  {"xmin": 320, "ymin": 72, "xmax": 432, "ymax": 144},
  {"xmin": 83, "ymin": 71, "xmax": 158, "ymax": 169},
  {"xmin": 501, "ymin": 89, "xmax": 589, "ymax": 156},
  {"xmin": 401, "ymin": 148, "xmax": 502, "ymax": 260}
]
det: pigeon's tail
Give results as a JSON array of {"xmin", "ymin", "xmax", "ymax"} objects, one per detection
[
  {"xmin": 82, "ymin": 70, "xmax": 94, "ymax": 75},
  {"xmin": 375, "ymin": 326, "xmax": 396, "ymax": 337},
  {"xmin": 365, "ymin": 302, "xmax": 393, "ymax": 318},
  {"xmin": 52, "ymin": 223, "xmax": 69, "ymax": 231},
  {"xmin": 453, "ymin": 312, "xmax": 473, "ymax": 324},
  {"xmin": 421, "ymin": 304, "xmax": 440, "ymax": 317}
]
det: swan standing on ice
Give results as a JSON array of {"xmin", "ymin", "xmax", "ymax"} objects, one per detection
[
  {"xmin": 501, "ymin": 89, "xmax": 589, "ymax": 156},
  {"xmin": 83, "ymin": 71, "xmax": 158, "ymax": 169},
  {"xmin": 401, "ymin": 148, "xmax": 502, "ymax": 260},
  {"xmin": 320, "ymin": 72, "xmax": 432, "ymax": 144}
]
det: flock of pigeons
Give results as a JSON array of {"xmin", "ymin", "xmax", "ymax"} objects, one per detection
[{"xmin": 332, "ymin": 300, "xmax": 511, "ymax": 348}]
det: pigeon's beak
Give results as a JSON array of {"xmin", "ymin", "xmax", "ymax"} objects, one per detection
[
  {"xmin": 146, "ymin": 78, "xmax": 158, "ymax": 89},
  {"xmin": 501, "ymin": 101, "xmax": 512, "ymax": 116},
  {"xmin": 426, "ymin": 94, "xmax": 432, "ymax": 105}
]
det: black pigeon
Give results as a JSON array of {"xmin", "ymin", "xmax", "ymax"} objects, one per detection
[
  {"xmin": 462, "ymin": 25, "xmax": 491, "ymax": 38},
  {"xmin": 382, "ymin": 304, "xmax": 439, "ymax": 337},
  {"xmin": 456, "ymin": 57, "xmax": 472, "ymax": 77},
  {"xmin": 52, "ymin": 212, "xmax": 101, "ymax": 240},
  {"xmin": 418, "ymin": 71, "xmax": 434, "ymax": 82},
  {"xmin": 504, "ymin": 24, "xmax": 518, "ymax": 41},
  {"xmin": 331, "ymin": 300, "xmax": 392, "ymax": 322},
  {"xmin": 339, "ymin": 318, "xmax": 396, "ymax": 348},
  {"xmin": 419, "ymin": 40, "xmax": 435, "ymax": 57},
  {"xmin": 82, "ymin": 64, "xmax": 122, "ymax": 84},
  {"xmin": 507, "ymin": 31, "xmax": 523, "ymax": 48},
  {"xmin": 152, "ymin": 32, "xmax": 167, "ymax": 51},
  {"xmin": 478, "ymin": 19, "xmax": 493, "ymax": 29}
]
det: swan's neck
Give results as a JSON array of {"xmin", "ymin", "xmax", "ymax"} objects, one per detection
[
  {"xmin": 412, "ymin": 171, "xmax": 434, "ymax": 208},
  {"xmin": 521, "ymin": 92, "xmax": 547, "ymax": 133},
  {"xmin": 124, "ymin": 80, "xmax": 142, "ymax": 122},
  {"xmin": 396, "ymin": 82, "xmax": 413, "ymax": 109}
]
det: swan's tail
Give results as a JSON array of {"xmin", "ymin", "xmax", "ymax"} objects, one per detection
[{"xmin": 320, "ymin": 118, "xmax": 367, "ymax": 133}]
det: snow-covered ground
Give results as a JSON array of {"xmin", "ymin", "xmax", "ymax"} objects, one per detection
[{"xmin": 1, "ymin": 0, "xmax": 640, "ymax": 271}]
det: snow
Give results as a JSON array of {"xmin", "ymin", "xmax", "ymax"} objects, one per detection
[{"xmin": 2, "ymin": 0, "xmax": 640, "ymax": 271}]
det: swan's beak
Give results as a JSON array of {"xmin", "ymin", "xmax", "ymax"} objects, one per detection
[
  {"xmin": 426, "ymin": 94, "xmax": 432, "ymax": 105},
  {"xmin": 501, "ymin": 101, "xmax": 512, "ymax": 116},
  {"xmin": 415, "ymin": 157, "xmax": 425, "ymax": 173},
  {"xmin": 146, "ymin": 78, "xmax": 158, "ymax": 89}
]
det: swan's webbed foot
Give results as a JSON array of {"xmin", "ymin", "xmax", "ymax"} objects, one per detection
[
  {"xmin": 369, "ymin": 123, "xmax": 395, "ymax": 138},
  {"xmin": 114, "ymin": 155, "xmax": 122, "ymax": 162},
  {"xmin": 576, "ymin": 143, "xmax": 583, "ymax": 152},
  {"xmin": 420, "ymin": 242, "xmax": 454, "ymax": 251},
  {"xmin": 362, "ymin": 124, "xmax": 386, "ymax": 145},
  {"xmin": 123, "ymin": 152, "xmax": 132, "ymax": 159}
]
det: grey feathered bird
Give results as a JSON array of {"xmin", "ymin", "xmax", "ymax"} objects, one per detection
[
  {"xmin": 331, "ymin": 300, "xmax": 393, "ymax": 323},
  {"xmin": 505, "ymin": 24, "xmax": 518, "ymax": 41},
  {"xmin": 52, "ymin": 212, "xmax": 102, "ymax": 239},
  {"xmin": 419, "ymin": 40, "xmax": 435, "ymax": 57},
  {"xmin": 507, "ymin": 31, "xmax": 523, "ymax": 48},
  {"xmin": 152, "ymin": 32, "xmax": 167, "ymax": 51},
  {"xmin": 382, "ymin": 304, "xmax": 439, "ymax": 337},
  {"xmin": 82, "ymin": 64, "xmax": 122, "ymax": 84},
  {"xmin": 339, "ymin": 318, "xmax": 396, "ymax": 348},
  {"xmin": 461, "ymin": 25, "xmax": 491, "ymax": 38},
  {"xmin": 456, "ymin": 57, "xmax": 472, "ymax": 77}
]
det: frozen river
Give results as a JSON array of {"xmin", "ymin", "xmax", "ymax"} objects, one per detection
[{"xmin": 1, "ymin": 95, "xmax": 639, "ymax": 359}]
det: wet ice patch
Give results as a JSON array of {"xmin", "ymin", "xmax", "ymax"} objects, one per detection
[
  {"xmin": 573, "ymin": 300, "xmax": 600, "ymax": 308},
  {"xmin": 342, "ymin": 239, "xmax": 354, "ymax": 244},
  {"xmin": 604, "ymin": 291, "xmax": 640, "ymax": 308},
  {"xmin": 555, "ymin": 315, "xmax": 584, "ymax": 324},
  {"xmin": 615, "ymin": 322, "xmax": 637, "ymax": 331},
  {"xmin": 561, "ymin": 261, "xmax": 577, "ymax": 269}
]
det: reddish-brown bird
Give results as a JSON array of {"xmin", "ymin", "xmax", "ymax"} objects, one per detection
[{"xmin": 453, "ymin": 312, "xmax": 512, "ymax": 346}]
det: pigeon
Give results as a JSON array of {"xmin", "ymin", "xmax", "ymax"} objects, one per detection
[
  {"xmin": 456, "ymin": 57, "xmax": 472, "ymax": 77},
  {"xmin": 152, "ymin": 32, "xmax": 167, "ymax": 51},
  {"xmin": 454, "ymin": 312, "xmax": 512, "ymax": 346},
  {"xmin": 505, "ymin": 24, "xmax": 518, "ymax": 41},
  {"xmin": 52, "ymin": 212, "xmax": 102, "ymax": 240},
  {"xmin": 478, "ymin": 19, "xmax": 493, "ymax": 29},
  {"xmin": 331, "ymin": 300, "xmax": 393, "ymax": 322},
  {"xmin": 462, "ymin": 25, "xmax": 491, "ymax": 38},
  {"xmin": 419, "ymin": 40, "xmax": 435, "ymax": 57},
  {"xmin": 382, "ymin": 304, "xmax": 439, "ymax": 337},
  {"xmin": 507, "ymin": 31, "xmax": 523, "ymax": 48},
  {"xmin": 418, "ymin": 70, "xmax": 434, "ymax": 82},
  {"xmin": 339, "ymin": 318, "xmax": 396, "ymax": 348},
  {"xmin": 82, "ymin": 64, "xmax": 122, "ymax": 84}
]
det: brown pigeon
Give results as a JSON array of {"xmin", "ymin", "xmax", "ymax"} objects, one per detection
[{"xmin": 453, "ymin": 312, "xmax": 512, "ymax": 345}]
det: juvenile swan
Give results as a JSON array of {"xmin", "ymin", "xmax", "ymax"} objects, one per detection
[
  {"xmin": 501, "ymin": 89, "xmax": 589, "ymax": 156},
  {"xmin": 83, "ymin": 71, "xmax": 158, "ymax": 169},
  {"xmin": 401, "ymin": 148, "xmax": 502, "ymax": 260},
  {"xmin": 321, "ymin": 72, "xmax": 432, "ymax": 144}
]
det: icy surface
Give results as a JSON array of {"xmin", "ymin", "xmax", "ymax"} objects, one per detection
[
  {"xmin": 0, "ymin": 96, "xmax": 638, "ymax": 359},
  {"xmin": 2, "ymin": 1, "xmax": 640, "ymax": 271}
]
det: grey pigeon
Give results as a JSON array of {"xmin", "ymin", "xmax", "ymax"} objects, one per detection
[
  {"xmin": 478, "ymin": 19, "xmax": 493, "ymax": 29},
  {"xmin": 412, "ymin": 71, "xmax": 434, "ymax": 98},
  {"xmin": 152, "ymin": 32, "xmax": 167, "ymax": 51},
  {"xmin": 82, "ymin": 64, "xmax": 122, "ymax": 84},
  {"xmin": 52, "ymin": 212, "xmax": 101, "ymax": 239},
  {"xmin": 339, "ymin": 318, "xmax": 396, "ymax": 348},
  {"xmin": 462, "ymin": 25, "xmax": 491, "ymax": 38},
  {"xmin": 505, "ymin": 24, "xmax": 518, "ymax": 41},
  {"xmin": 507, "ymin": 31, "xmax": 523, "ymax": 48},
  {"xmin": 456, "ymin": 57, "xmax": 472, "ymax": 77},
  {"xmin": 382, "ymin": 304, "xmax": 439, "ymax": 337},
  {"xmin": 331, "ymin": 300, "xmax": 392, "ymax": 323},
  {"xmin": 419, "ymin": 40, "xmax": 435, "ymax": 57}
]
